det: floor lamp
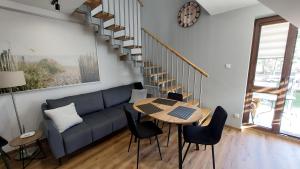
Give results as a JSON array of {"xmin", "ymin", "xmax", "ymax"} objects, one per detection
[{"xmin": 0, "ymin": 71, "xmax": 26, "ymax": 135}]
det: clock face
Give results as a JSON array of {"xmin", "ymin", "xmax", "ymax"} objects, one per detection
[{"xmin": 178, "ymin": 1, "xmax": 201, "ymax": 28}]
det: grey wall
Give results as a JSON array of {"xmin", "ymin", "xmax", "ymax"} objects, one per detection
[
  {"xmin": 142, "ymin": 0, "xmax": 274, "ymax": 128},
  {"xmin": 141, "ymin": 0, "xmax": 182, "ymax": 44},
  {"xmin": 0, "ymin": 7, "xmax": 141, "ymax": 151}
]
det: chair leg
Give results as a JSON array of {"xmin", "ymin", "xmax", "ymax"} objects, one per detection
[
  {"xmin": 1, "ymin": 149, "xmax": 10, "ymax": 160},
  {"xmin": 183, "ymin": 143, "xmax": 191, "ymax": 163},
  {"xmin": 204, "ymin": 145, "xmax": 207, "ymax": 151},
  {"xmin": 128, "ymin": 134, "xmax": 133, "ymax": 152},
  {"xmin": 137, "ymin": 139, "xmax": 140, "ymax": 169},
  {"xmin": 0, "ymin": 149, "xmax": 10, "ymax": 169},
  {"xmin": 211, "ymin": 145, "xmax": 215, "ymax": 169},
  {"xmin": 155, "ymin": 136, "xmax": 162, "ymax": 160},
  {"xmin": 167, "ymin": 123, "xmax": 171, "ymax": 147}
]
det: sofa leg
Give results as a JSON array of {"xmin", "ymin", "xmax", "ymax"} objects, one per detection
[{"xmin": 58, "ymin": 158, "xmax": 62, "ymax": 166}]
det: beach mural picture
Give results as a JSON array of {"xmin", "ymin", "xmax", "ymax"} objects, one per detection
[{"xmin": 0, "ymin": 47, "xmax": 100, "ymax": 94}]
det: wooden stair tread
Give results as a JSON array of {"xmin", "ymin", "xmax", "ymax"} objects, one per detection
[
  {"xmin": 131, "ymin": 53, "xmax": 142, "ymax": 56},
  {"xmin": 143, "ymin": 61, "xmax": 153, "ymax": 66},
  {"xmin": 144, "ymin": 71, "xmax": 167, "ymax": 77},
  {"xmin": 144, "ymin": 65, "xmax": 161, "ymax": 69},
  {"xmin": 119, "ymin": 54, "xmax": 128, "ymax": 61},
  {"xmin": 94, "ymin": 12, "xmax": 114, "ymax": 21},
  {"xmin": 186, "ymin": 99, "xmax": 200, "ymax": 106},
  {"xmin": 155, "ymin": 78, "xmax": 176, "ymax": 85},
  {"xmin": 75, "ymin": 9, "xmax": 86, "ymax": 14},
  {"xmin": 182, "ymin": 92, "xmax": 192, "ymax": 99},
  {"xmin": 161, "ymin": 85, "xmax": 182, "ymax": 93},
  {"xmin": 114, "ymin": 36, "xmax": 134, "ymax": 41},
  {"xmin": 123, "ymin": 45, "xmax": 142, "ymax": 49},
  {"xmin": 105, "ymin": 24, "xmax": 126, "ymax": 32},
  {"xmin": 85, "ymin": 0, "xmax": 102, "ymax": 9}
]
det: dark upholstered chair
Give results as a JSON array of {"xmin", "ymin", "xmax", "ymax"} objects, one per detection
[
  {"xmin": 165, "ymin": 92, "xmax": 183, "ymax": 146},
  {"xmin": 133, "ymin": 82, "xmax": 144, "ymax": 90},
  {"xmin": 182, "ymin": 106, "xmax": 228, "ymax": 169},
  {"xmin": 124, "ymin": 106, "xmax": 163, "ymax": 169},
  {"xmin": 0, "ymin": 136, "xmax": 10, "ymax": 169}
]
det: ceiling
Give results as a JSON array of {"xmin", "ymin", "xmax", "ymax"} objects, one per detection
[
  {"xmin": 9, "ymin": 0, "xmax": 85, "ymax": 14},
  {"xmin": 196, "ymin": 0, "xmax": 259, "ymax": 15},
  {"xmin": 258, "ymin": 0, "xmax": 300, "ymax": 28}
]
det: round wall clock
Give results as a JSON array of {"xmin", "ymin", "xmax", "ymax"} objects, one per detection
[{"xmin": 177, "ymin": 1, "xmax": 201, "ymax": 28}]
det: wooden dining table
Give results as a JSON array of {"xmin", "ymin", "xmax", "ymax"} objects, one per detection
[{"xmin": 133, "ymin": 98, "xmax": 211, "ymax": 169}]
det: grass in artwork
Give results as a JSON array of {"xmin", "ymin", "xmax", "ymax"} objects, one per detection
[{"xmin": 0, "ymin": 49, "xmax": 100, "ymax": 94}]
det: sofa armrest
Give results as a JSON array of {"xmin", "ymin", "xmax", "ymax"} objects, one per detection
[{"xmin": 43, "ymin": 120, "xmax": 65, "ymax": 159}]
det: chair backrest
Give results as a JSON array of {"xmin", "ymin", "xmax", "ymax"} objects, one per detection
[
  {"xmin": 167, "ymin": 92, "xmax": 183, "ymax": 101},
  {"xmin": 134, "ymin": 82, "xmax": 144, "ymax": 89},
  {"xmin": 0, "ymin": 136, "xmax": 8, "ymax": 147},
  {"xmin": 208, "ymin": 106, "xmax": 228, "ymax": 143},
  {"xmin": 123, "ymin": 106, "xmax": 139, "ymax": 137}
]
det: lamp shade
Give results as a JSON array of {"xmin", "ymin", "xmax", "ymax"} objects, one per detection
[{"xmin": 0, "ymin": 71, "xmax": 26, "ymax": 89}]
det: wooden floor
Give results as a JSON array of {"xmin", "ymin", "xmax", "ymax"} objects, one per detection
[{"xmin": 2, "ymin": 126, "xmax": 300, "ymax": 169}]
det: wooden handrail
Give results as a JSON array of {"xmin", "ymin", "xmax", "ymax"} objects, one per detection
[
  {"xmin": 137, "ymin": 0, "xmax": 144, "ymax": 7},
  {"xmin": 142, "ymin": 28, "xmax": 209, "ymax": 77}
]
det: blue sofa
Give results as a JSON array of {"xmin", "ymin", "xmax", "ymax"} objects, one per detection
[{"xmin": 41, "ymin": 83, "xmax": 142, "ymax": 159}]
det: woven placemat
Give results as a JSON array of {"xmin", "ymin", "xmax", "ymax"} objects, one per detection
[
  {"xmin": 152, "ymin": 98, "xmax": 178, "ymax": 106},
  {"xmin": 168, "ymin": 106, "xmax": 196, "ymax": 120},
  {"xmin": 137, "ymin": 103, "xmax": 163, "ymax": 114}
]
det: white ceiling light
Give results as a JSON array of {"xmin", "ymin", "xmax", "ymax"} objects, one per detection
[{"xmin": 196, "ymin": 0, "xmax": 259, "ymax": 15}]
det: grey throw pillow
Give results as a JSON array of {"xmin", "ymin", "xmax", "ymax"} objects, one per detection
[{"xmin": 129, "ymin": 89, "xmax": 147, "ymax": 103}]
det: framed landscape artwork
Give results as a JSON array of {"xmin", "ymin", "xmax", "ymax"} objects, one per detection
[
  {"xmin": 0, "ymin": 8, "xmax": 101, "ymax": 94},
  {"xmin": 0, "ymin": 48, "xmax": 100, "ymax": 94}
]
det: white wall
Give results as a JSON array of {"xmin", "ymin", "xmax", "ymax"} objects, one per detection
[
  {"xmin": 0, "ymin": 7, "xmax": 142, "ymax": 150},
  {"xmin": 259, "ymin": 0, "xmax": 300, "ymax": 27},
  {"xmin": 142, "ymin": 0, "xmax": 274, "ymax": 128}
]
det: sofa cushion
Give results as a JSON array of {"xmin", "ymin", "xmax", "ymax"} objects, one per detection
[
  {"xmin": 129, "ymin": 89, "xmax": 147, "ymax": 103},
  {"xmin": 61, "ymin": 122, "xmax": 92, "ymax": 154},
  {"xmin": 83, "ymin": 112, "xmax": 113, "ymax": 141},
  {"xmin": 101, "ymin": 107, "xmax": 128, "ymax": 131},
  {"xmin": 102, "ymin": 84, "xmax": 134, "ymax": 108},
  {"xmin": 46, "ymin": 91, "xmax": 104, "ymax": 116}
]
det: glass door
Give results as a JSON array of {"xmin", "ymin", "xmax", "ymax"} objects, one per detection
[
  {"xmin": 280, "ymin": 29, "xmax": 300, "ymax": 137},
  {"xmin": 243, "ymin": 16, "xmax": 298, "ymax": 133}
]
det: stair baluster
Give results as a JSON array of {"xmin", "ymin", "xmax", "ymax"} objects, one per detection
[
  {"xmin": 181, "ymin": 61, "xmax": 184, "ymax": 95},
  {"xmin": 166, "ymin": 49, "xmax": 169, "ymax": 94},
  {"xmin": 176, "ymin": 57, "xmax": 179, "ymax": 93},
  {"xmin": 128, "ymin": 0, "xmax": 131, "ymax": 39},
  {"xmin": 187, "ymin": 66, "xmax": 190, "ymax": 102},
  {"xmin": 193, "ymin": 69, "xmax": 196, "ymax": 102},
  {"xmin": 132, "ymin": 0, "xmax": 135, "ymax": 47},
  {"xmin": 199, "ymin": 75, "xmax": 203, "ymax": 108}
]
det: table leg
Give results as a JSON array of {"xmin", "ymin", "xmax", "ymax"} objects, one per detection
[
  {"xmin": 177, "ymin": 124, "xmax": 183, "ymax": 169},
  {"xmin": 36, "ymin": 140, "xmax": 46, "ymax": 159},
  {"xmin": 19, "ymin": 146, "xmax": 25, "ymax": 169}
]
